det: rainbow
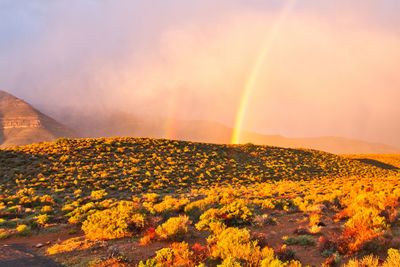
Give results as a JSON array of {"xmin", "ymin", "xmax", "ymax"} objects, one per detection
[{"xmin": 231, "ymin": 0, "xmax": 297, "ymax": 144}]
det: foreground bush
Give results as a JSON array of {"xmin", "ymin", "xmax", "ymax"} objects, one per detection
[
  {"xmin": 155, "ymin": 215, "xmax": 190, "ymax": 240},
  {"xmin": 82, "ymin": 201, "xmax": 145, "ymax": 240},
  {"xmin": 338, "ymin": 207, "xmax": 387, "ymax": 253},
  {"xmin": 208, "ymin": 227, "xmax": 298, "ymax": 266},
  {"xmin": 344, "ymin": 248, "xmax": 400, "ymax": 267},
  {"xmin": 138, "ymin": 242, "xmax": 195, "ymax": 267}
]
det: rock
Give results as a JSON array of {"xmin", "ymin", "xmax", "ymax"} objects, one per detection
[
  {"xmin": 35, "ymin": 243, "xmax": 44, "ymax": 248},
  {"xmin": 293, "ymin": 227, "xmax": 310, "ymax": 235}
]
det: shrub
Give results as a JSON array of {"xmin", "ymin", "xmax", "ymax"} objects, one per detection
[
  {"xmin": 138, "ymin": 242, "xmax": 195, "ymax": 267},
  {"xmin": 90, "ymin": 189, "xmax": 108, "ymax": 200},
  {"xmin": 208, "ymin": 227, "xmax": 262, "ymax": 265},
  {"xmin": 219, "ymin": 199, "xmax": 253, "ymax": 225},
  {"xmin": 152, "ymin": 196, "xmax": 189, "ymax": 214},
  {"xmin": 343, "ymin": 248, "xmax": 400, "ymax": 267},
  {"xmin": 217, "ymin": 257, "xmax": 242, "ymax": 267},
  {"xmin": 82, "ymin": 201, "xmax": 145, "ymax": 240},
  {"xmin": 0, "ymin": 228, "xmax": 11, "ymax": 239},
  {"xmin": 35, "ymin": 214, "xmax": 49, "ymax": 226},
  {"xmin": 16, "ymin": 224, "xmax": 31, "ymax": 235},
  {"xmin": 155, "ymin": 215, "xmax": 190, "ymax": 240},
  {"xmin": 196, "ymin": 208, "xmax": 224, "ymax": 232},
  {"xmin": 382, "ymin": 248, "xmax": 400, "ymax": 267},
  {"xmin": 343, "ymin": 255, "xmax": 379, "ymax": 267},
  {"xmin": 338, "ymin": 207, "xmax": 387, "ymax": 253},
  {"xmin": 140, "ymin": 227, "xmax": 156, "ymax": 246},
  {"xmin": 283, "ymin": 235, "xmax": 315, "ymax": 246},
  {"xmin": 47, "ymin": 237, "xmax": 97, "ymax": 255},
  {"xmin": 41, "ymin": 205, "xmax": 54, "ymax": 213}
]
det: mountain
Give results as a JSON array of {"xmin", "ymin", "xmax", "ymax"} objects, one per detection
[
  {"xmin": 0, "ymin": 90, "xmax": 75, "ymax": 147},
  {"xmin": 57, "ymin": 111, "xmax": 400, "ymax": 154},
  {"xmin": 2, "ymin": 91, "xmax": 398, "ymax": 153}
]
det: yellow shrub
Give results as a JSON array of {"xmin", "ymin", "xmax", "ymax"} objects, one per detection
[
  {"xmin": 382, "ymin": 248, "xmax": 400, "ymax": 267},
  {"xmin": 219, "ymin": 199, "xmax": 253, "ymax": 224},
  {"xmin": 139, "ymin": 242, "xmax": 194, "ymax": 267},
  {"xmin": 35, "ymin": 214, "xmax": 49, "ymax": 226},
  {"xmin": 82, "ymin": 201, "xmax": 145, "ymax": 240},
  {"xmin": 47, "ymin": 237, "xmax": 98, "ymax": 255},
  {"xmin": 344, "ymin": 248, "xmax": 400, "ymax": 267},
  {"xmin": 152, "ymin": 196, "xmax": 189, "ymax": 214},
  {"xmin": 196, "ymin": 208, "xmax": 224, "ymax": 232},
  {"xmin": 208, "ymin": 227, "xmax": 262, "ymax": 265},
  {"xmin": 217, "ymin": 257, "xmax": 242, "ymax": 267},
  {"xmin": 41, "ymin": 205, "xmax": 54, "ymax": 213},
  {"xmin": 340, "ymin": 207, "xmax": 387, "ymax": 252},
  {"xmin": 90, "ymin": 189, "xmax": 107, "ymax": 200},
  {"xmin": 155, "ymin": 215, "xmax": 190, "ymax": 240},
  {"xmin": 16, "ymin": 224, "xmax": 31, "ymax": 235}
]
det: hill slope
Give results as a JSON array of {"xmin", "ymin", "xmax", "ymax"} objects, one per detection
[
  {"xmin": 0, "ymin": 90, "xmax": 75, "ymax": 147},
  {"xmin": 59, "ymin": 111, "xmax": 400, "ymax": 154},
  {"xmin": 0, "ymin": 137, "xmax": 395, "ymax": 195}
]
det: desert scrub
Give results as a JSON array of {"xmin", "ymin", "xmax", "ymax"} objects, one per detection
[
  {"xmin": 219, "ymin": 199, "xmax": 253, "ymax": 225},
  {"xmin": 16, "ymin": 224, "xmax": 31, "ymax": 236},
  {"xmin": 196, "ymin": 200, "xmax": 253, "ymax": 232},
  {"xmin": 343, "ymin": 249, "xmax": 400, "ymax": 267},
  {"xmin": 0, "ymin": 228, "xmax": 11, "ymax": 239},
  {"xmin": 152, "ymin": 196, "xmax": 189, "ymax": 214},
  {"xmin": 47, "ymin": 237, "xmax": 99, "ymax": 255},
  {"xmin": 138, "ymin": 242, "xmax": 198, "ymax": 267},
  {"xmin": 339, "ymin": 207, "xmax": 387, "ymax": 253},
  {"xmin": 283, "ymin": 235, "xmax": 315, "ymax": 246},
  {"xmin": 208, "ymin": 227, "xmax": 298, "ymax": 266},
  {"xmin": 218, "ymin": 257, "xmax": 242, "ymax": 267},
  {"xmin": 90, "ymin": 189, "xmax": 108, "ymax": 200},
  {"xmin": 155, "ymin": 215, "xmax": 190, "ymax": 240},
  {"xmin": 82, "ymin": 201, "xmax": 145, "ymax": 240},
  {"xmin": 196, "ymin": 208, "xmax": 225, "ymax": 232},
  {"xmin": 208, "ymin": 227, "xmax": 263, "ymax": 265},
  {"xmin": 35, "ymin": 214, "xmax": 50, "ymax": 226}
]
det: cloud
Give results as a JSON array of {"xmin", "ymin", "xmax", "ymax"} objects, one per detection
[{"xmin": 1, "ymin": 1, "xmax": 399, "ymax": 146}]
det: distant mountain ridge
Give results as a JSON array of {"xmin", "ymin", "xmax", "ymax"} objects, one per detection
[
  {"xmin": 1, "ymin": 90, "xmax": 399, "ymax": 154},
  {"xmin": 0, "ymin": 90, "xmax": 75, "ymax": 147},
  {"xmin": 58, "ymin": 110, "xmax": 400, "ymax": 154}
]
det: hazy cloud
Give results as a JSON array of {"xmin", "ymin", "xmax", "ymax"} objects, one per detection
[{"xmin": 0, "ymin": 1, "xmax": 399, "ymax": 146}]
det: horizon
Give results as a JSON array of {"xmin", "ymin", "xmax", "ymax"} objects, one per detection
[{"xmin": 1, "ymin": 1, "xmax": 399, "ymax": 147}]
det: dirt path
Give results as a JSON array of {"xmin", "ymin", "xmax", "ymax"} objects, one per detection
[
  {"xmin": 0, "ymin": 229, "xmax": 81, "ymax": 267},
  {"xmin": 0, "ymin": 244, "xmax": 62, "ymax": 267}
]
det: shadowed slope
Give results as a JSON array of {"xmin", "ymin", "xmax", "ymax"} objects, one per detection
[{"xmin": 1, "ymin": 137, "xmax": 395, "ymax": 195}]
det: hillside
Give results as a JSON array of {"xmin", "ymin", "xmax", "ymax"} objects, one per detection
[
  {"xmin": 0, "ymin": 137, "xmax": 394, "ymax": 196},
  {"xmin": 345, "ymin": 154, "xmax": 400, "ymax": 169},
  {"xmin": 0, "ymin": 90, "xmax": 75, "ymax": 147},
  {"xmin": 1, "ymin": 137, "xmax": 399, "ymax": 266},
  {"xmin": 58, "ymin": 111, "xmax": 400, "ymax": 154}
]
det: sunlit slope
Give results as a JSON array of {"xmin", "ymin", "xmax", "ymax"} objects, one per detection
[
  {"xmin": 1, "ymin": 138, "xmax": 396, "ymax": 195},
  {"xmin": 0, "ymin": 90, "xmax": 75, "ymax": 147}
]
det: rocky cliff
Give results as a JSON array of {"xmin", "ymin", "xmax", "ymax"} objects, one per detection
[{"xmin": 0, "ymin": 90, "xmax": 75, "ymax": 147}]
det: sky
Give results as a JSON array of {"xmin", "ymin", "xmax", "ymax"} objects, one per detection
[{"xmin": 0, "ymin": 0, "xmax": 399, "ymax": 147}]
